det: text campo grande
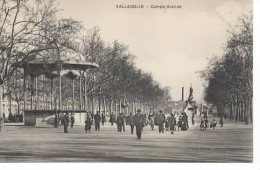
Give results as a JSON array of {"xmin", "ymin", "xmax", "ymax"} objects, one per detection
[{"xmin": 116, "ymin": 5, "xmax": 182, "ymax": 9}]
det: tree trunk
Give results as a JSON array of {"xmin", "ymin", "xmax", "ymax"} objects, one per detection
[
  {"xmin": 104, "ymin": 98, "xmax": 106, "ymax": 115},
  {"xmin": 110, "ymin": 99, "xmax": 113, "ymax": 114},
  {"xmin": 0, "ymin": 84, "xmax": 4, "ymax": 132},
  {"xmin": 249, "ymin": 97, "xmax": 253, "ymax": 123}
]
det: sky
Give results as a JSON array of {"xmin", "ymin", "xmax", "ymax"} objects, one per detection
[{"xmin": 56, "ymin": 0, "xmax": 252, "ymax": 102}]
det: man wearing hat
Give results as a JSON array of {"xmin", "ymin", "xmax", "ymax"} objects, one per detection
[
  {"xmin": 63, "ymin": 112, "xmax": 70, "ymax": 133},
  {"xmin": 156, "ymin": 110, "xmax": 166, "ymax": 133},
  {"xmin": 117, "ymin": 113, "xmax": 124, "ymax": 132},
  {"xmin": 134, "ymin": 109, "xmax": 143, "ymax": 140}
]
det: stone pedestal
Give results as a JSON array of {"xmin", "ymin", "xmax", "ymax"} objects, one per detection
[{"xmin": 24, "ymin": 112, "xmax": 36, "ymax": 126}]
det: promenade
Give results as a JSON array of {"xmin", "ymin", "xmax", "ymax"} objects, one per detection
[{"xmin": 0, "ymin": 116, "xmax": 253, "ymax": 162}]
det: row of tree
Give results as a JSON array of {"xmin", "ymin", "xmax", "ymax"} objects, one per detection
[
  {"xmin": 199, "ymin": 13, "xmax": 253, "ymax": 123},
  {"xmin": 0, "ymin": 0, "xmax": 171, "ymax": 130}
]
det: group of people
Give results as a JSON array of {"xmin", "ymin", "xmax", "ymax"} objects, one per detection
[
  {"xmin": 84, "ymin": 112, "xmax": 106, "ymax": 133},
  {"xmin": 200, "ymin": 113, "xmax": 222, "ymax": 130},
  {"xmin": 58, "ymin": 109, "xmax": 224, "ymax": 140},
  {"xmin": 5, "ymin": 112, "xmax": 23, "ymax": 123},
  {"xmin": 54, "ymin": 112, "xmax": 75, "ymax": 133}
]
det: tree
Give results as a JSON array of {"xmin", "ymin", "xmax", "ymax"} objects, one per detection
[
  {"xmin": 0, "ymin": 0, "xmax": 83, "ymax": 131},
  {"xmin": 199, "ymin": 12, "xmax": 253, "ymax": 123}
]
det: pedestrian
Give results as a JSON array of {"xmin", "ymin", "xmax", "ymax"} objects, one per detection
[
  {"xmin": 63, "ymin": 112, "xmax": 70, "ymax": 133},
  {"xmin": 110, "ymin": 112, "xmax": 115, "ymax": 126},
  {"xmin": 94, "ymin": 112, "xmax": 101, "ymax": 131},
  {"xmin": 220, "ymin": 116, "xmax": 224, "ymax": 127},
  {"xmin": 177, "ymin": 115, "xmax": 182, "ymax": 131},
  {"xmin": 211, "ymin": 119, "xmax": 217, "ymax": 129},
  {"xmin": 204, "ymin": 116, "xmax": 209, "ymax": 128},
  {"xmin": 70, "ymin": 112, "xmax": 75, "ymax": 129},
  {"xmin": 156, "ymin": 110, "xmax": 166, "ymax": 133},
  {"xmin": 54, "ymin": 114, "xmax": 58, "ymax": 128},
  {"xmin": 60, "ymin": 113, "xmax": 64, "ymax": 126},
  {"xmin": 85, "ymin": 112, "xmax": 92, "ymax": 133},
  {"xmin": 192, "ymin": 113, "xmax": 195, "ymax": 125},
  {"xmin": 200, "ymin": 118, "xmax": 206, "ymax": 131},
  {"xmin": 168, "ymin": 113, "xmax": 176, "ymax": 134},
  {"xmin": 101, "ymin": 112, "xmax": 106, "ymax": 126},
  {"xmin": 91, "ymin": 112, "xmax": 94, "ymax": 125},
  {"xmin": 122, "ymin": 113, "xmax": 126, "ymax": 132},
  {"xmin": 165, "ymin": 116, "xmax": 171, "ymax": 131},
  {"xmin": 128, "ymin": 112, "xmax": 135, "ymax": 134},
  {"xmin": 134, "ymin": 109, "xmax": 143, "ymax": 140},
  {"xmin": 181, "ymin": 112, "xmax": 188, "ymax": 130},
  {"xmin": 150, "ymin": 116, "xmax": 155, "ymax": 130},
  {"xmin": 117, "ymin": 113, "xmax": 124, "ymax": 132}
]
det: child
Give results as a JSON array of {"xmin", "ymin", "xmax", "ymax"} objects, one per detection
[
  {"xmin": 178, "ymin": 116, "xmax": 182, "ymax": 131},
  {"xmin": 212, "ymin": 119, "xmax": 217, "ymax": 129}
]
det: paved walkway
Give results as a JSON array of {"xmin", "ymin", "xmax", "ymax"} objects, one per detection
[{"xmin": 0, "ymin": 116, "xmax": 253, "ymax": 162}]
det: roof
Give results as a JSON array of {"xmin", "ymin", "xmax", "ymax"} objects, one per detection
[{"xmin": 17, "ymin": 51, "xmax": 99, "ymax": 77}]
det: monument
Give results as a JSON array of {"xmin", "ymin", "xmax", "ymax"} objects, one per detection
[{"xmin": 184, "ymin": 85, "xmax": 198, "ymax": 115}]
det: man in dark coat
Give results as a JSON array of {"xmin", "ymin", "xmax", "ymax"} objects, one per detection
[
  {"xmin": 101, "ymin": 112, "xmax": 106, "ymax": 126},
  {"xmin": 168, "ymin": 113, "xmax": 176, "ymax": 134},
  {"xmin": 94, "ymin": 112, "xmax": 101, "ymax": 131},
  {"xmin": 127, "ymin": 112, "xmax": 135, "ymax": 134},
  {"xmin": 181, "ymin": 112, "xmax": 188, "ymax": 130},
  {"xmin": 54, "ymin": 114, "xmax": 58, "ymax": 128},
  {"xmin": 192, "ymin": 113, "xmax": 195, "ymax": 125},
  {"xmin": 156, "ymin": 110, "xmax": 166, "ymax": 133},
  {"xmin": 117, "ymin": 113, "xmax": 124, "ymax": 132},
  {"xmin": 70, "ymin": 112, "xmax": 75, "ymax": 129},
  {"xmin": 110, "ymin": 113, "xmax": 115, "ymax": 126},
  {"xmin": 85, "ymin": 113, "xmax": 92, "ymax": 133},
  {"xmin": 220, "ymin": 116, "xmax": 224, "ymax": 127},
  {"xmin": 134, "ymin": 109, "xmax": 144, "ymax": 140},
  {"xmin": 63, "ymin": 112, "xmax": 70, "ymax": 133}
]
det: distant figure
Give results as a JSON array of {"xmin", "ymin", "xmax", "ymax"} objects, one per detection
[
  {"xmin": 204, "ymin": 116, "xmax": 209, "ymax": 128},
  {"xmin": 117, "ymin": 113, "xmax": 124, "ymax": 132},
  {"xmin": 134, "ymin": 109, "xmax": 143, "ymax": 140},
  {"xmin": 91, "ymin": 113, "xmax": 94, "ymax": 125},
  {"xmin": 101, "ymin": 112, "xmax": 106, "ymax": 126},
  {"xmin": 63, "ymin": 113, "xmax": 70, "ymax": 133},
  {"xmin": 192, "ymin": 113, "xmax": 195, "ymax": 125},
  {"xmin": 168, "ymin": 113, "xmax": 176, "ymax": 134},
  {"xmin": 220, "ymin": 116, "xmax": 224, "ymax": 127},
  {"xmin": 3, "ymin": 112, "xmax": 5, "ymax": 119},
  {"xmin": 177, "ymin": 115, "xmax": 182, "ymax": 131},
  {"xmin": 127, "ymin": 112, "xmax": 135, "ymax": 134},
  {"xmin": 165, "ymin": 116, "xmax": 170, "ymax": 131},
  {"xmin": 182, "ymin": 112, "xmax": 188, "ymax": 130},
  {"xmin": 19, "ymin": 113, "xmax": 23, "ymax": 123},
  {"xmin": 85, "ymin": 113, "xmax": 92, "ymax": 133},
  {"xmin": 122, "ymin": 113, "xmax": 126, "ymax": 132},
  {"xmin": 70, "ymin": 112, "xmax": 75, "ymax": 129},
  {"xmin": 155, "ymin": 110, "xmax": 166, "ymax": 133},
  {"xmin": 8, "ymin": 113, "xmax": 13, "ymax": 122},
  {"xmin": 200, "ymin": 118, "xmax": 206, "ymax": 131},
  {"xmin": 211, "ymin": 119, "xmax": 217, "ymax": 129},
  {"xmin": 150, "ymin": 116, "xmax": 155, "ymax": 130},
  {"xmin": 94, "ymin": 112, "xmax": 101, "ymax": 131},
  {"xmin": 110, "ymin": 113, "xmax": 116, "ymax": 126},
  {"xmin": 60, "ymin": 113, "xmax": 65, "ymax": 126},
  {"xmin": 54, "ymin": 114, "xmax": 58, "ymax": 128},
  {"xmin": 245, "ymin": 116, "xmax": 248, "ymax": 125}
]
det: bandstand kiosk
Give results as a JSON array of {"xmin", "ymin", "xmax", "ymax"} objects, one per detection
[{"xmin": 19, "ymin": 52, "xmax": 98, "ymax": 126}]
